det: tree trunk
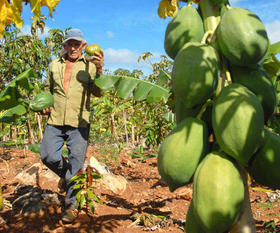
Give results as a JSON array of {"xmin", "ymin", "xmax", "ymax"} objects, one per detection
[
  {"xmin": 26, "ymin": 120, "xmax": 34, "ymax": 144},
  {"xmin": 10, "ymin": 125, "xmax": 17, "ymax": 142},
  {"xmin": 123, "ymin": 110, "xmax": 129, "ymax": 145},
  {"xmin": 36, "ymin": 113, "xmax": 43, "ymax": 142},
  {"xmin": 131, "ymin": 124, "xmax": 135, "ymax": 146},
  {"xmin": 1, "ymin": 122, "xmax": 5, "ymax": 141},
  {"xmin": 0, "ymin": 182, "xmax": 3, "ymax": 211},
  {"xmin": 110, "ymin": 114, "xmax": 119, "ymax": 144}
]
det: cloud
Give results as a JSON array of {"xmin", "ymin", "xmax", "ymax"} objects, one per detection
[
  {"xmin": 265, "ymin": 20, "xmax": 280, "ymax": 44},
  {"xmin": 106, "ymin": 31, "xmax": 115, "ymax": 38},
  {"xmin": 104, "ymin": 48, "xmax": 162, "ymax": 75},
  {"xmin": 20, "ymin": 24, "xmax": 51, "ymax": 39}
]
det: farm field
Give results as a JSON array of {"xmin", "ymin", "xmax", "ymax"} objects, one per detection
[{"xmin": 0, "ymin": 145, "xmax": 279, "ymax": 233}]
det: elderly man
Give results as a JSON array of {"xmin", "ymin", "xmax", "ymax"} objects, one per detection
[{"xmin": 40, "ymin": 28, "xmax": 104, "ymax": 223}]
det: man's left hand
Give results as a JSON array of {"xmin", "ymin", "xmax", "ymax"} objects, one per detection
[{"xmin": 87, "ymin": 49, "xmax": 104, "ymax": 73}]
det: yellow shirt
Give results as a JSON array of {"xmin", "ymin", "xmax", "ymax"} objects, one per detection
[{"xmin": 44, "ymin": 54, "xmax": 98, "ymax": 128}]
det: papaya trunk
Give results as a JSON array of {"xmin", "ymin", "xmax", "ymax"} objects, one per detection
[
  {"xmin": 199, "ymin": 0, "xmax": 220, "ymax": 40},
  {"xmin": 230, "ymin": 167, "xmax": 256, "ymax": 233}
]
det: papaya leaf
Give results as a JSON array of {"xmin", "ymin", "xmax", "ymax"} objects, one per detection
[
  {"xmin": 94, "ymin": 74, "xmax": 171, "ymax": 103},
  {"xmin": 8, "ymin": 68, "xmax": 36, "ymax": 91},
  {"xmin": 0, "ymin": 69, "xmax": 36, "ymax": 111},
  {"xmin": 268, "ymin": 41, "xmax": 280, "ymax": 55},
  {"xmin": 263, "ymin": 54, "xmax": 280, "ymax": 78}
]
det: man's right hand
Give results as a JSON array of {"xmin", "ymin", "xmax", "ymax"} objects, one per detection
[{"xmin": 39, "ymin": 107, "xmax": 52, "ymax": 115}]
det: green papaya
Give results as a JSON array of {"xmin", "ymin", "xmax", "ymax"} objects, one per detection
[
  {"xmin": 29, "ymin": 92, "xmax": 54, "ymax": 112},
  {"xmin": 231, "ymin": 65, "xmax": 278, "ymax": 122},
  {"xmin": 193, "ymin": 151, "xmax": 244, "ymax": 233},
  {"xmin": 184, "ymin": 201, "xmax": 206, "ymax": 233},
  {"xmin": 172, "ymin": 42, "xmax": 219, "ymax": 108},
  {"xmin": 175, "ymin": 98, "xmax": 201, "ymax": 125},
  {"xmin": 210, "ymin": 0, "xmax": 228, "ymax": 5},
  {"xmin": 248, "ymin": 129, "xmax": 280, "ymax": 189},
  {"xmin": 164, "ymin": 5, "xmax": 204, "ymax": 60},
  {"xmin": 157, "ymin": 117, "xmax": 209, "ymax": 192},
  {"xmin": 217, "ymin": 7, "xmax": 268, "ymax": 67},
  {"xmin": 212, "ymin": 83, "xmax": 264, "ymax": 166}
]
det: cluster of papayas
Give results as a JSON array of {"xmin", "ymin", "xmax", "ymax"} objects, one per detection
[{"xmin": 158, "ymin": 1, "xmax": 279, "ymax": 232}]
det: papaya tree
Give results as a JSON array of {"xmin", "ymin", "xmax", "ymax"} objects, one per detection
[{"xmin": 155, "ymin": 1, "xmax": 280, "ymax": 233}]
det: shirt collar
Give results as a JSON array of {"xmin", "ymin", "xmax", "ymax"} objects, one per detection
[{"xmin": 59, "ymin": 53, "xmax": 87, "ymax": 63}]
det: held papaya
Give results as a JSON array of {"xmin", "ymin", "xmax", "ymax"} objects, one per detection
[
  {"xmin": 85, "ymin": 44, "xmax": 101, "ymax": 56},
  {"xmin": 29, "ymin": 92, "xmax": 54, "ymax": 112}
]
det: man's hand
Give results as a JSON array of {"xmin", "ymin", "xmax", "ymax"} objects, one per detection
[
  {"xmin": 38, "ymin": 107, "xmax": 52, "ymax": 115},
  {"xmin": 86, "ymin": 49, "xmax": 104, "ymax": 74}
]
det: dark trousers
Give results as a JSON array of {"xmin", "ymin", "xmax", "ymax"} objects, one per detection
[{"xmin": 40, "ymin": 124, "xmax": 89, "ymax": 209}]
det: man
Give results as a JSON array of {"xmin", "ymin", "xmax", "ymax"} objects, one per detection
[{"xmin": 40, "ymin": 28, "xmax": 104, "ymax": 223}]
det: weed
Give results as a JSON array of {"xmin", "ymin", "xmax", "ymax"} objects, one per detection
[
  {"xmin": 128, "ymin": 146, "xmax": 157, "ymax": 162},
  {"xmin": 70, "ymin": 165, "xmax": 103, "ymax": 215}
]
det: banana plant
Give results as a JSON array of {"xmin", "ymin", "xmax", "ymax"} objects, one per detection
[{"xmin": 94, "ymin": 69, "xmax": 172, "ymax": 104}]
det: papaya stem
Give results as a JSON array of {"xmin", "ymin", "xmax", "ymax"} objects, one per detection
[
  {"xmin": 201, "ymin": 30, "xmax": 213, "ymax": 44},
  {"xmin": 196, "ymin": 99, "xmax": 213, "ymax": 119},
  {"xmin": 225, "ymin": 4, "xmax": 231, "ymax": 10},
  {"xmin": 215, "ymin": 73, "xmax": 225, "ymax": 97}
]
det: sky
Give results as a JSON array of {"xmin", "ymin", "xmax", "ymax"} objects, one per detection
[{"xmin": 20, "ymin": 0, "xmax": 280, "ymax": 75}]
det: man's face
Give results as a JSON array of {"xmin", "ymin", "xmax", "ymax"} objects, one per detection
[{"xmin": 63, "ymin": 39, "xmax": 87, "ymax": 61}]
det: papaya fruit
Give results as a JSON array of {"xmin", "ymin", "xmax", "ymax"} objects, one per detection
[
  {"xmin": 172, "ymin": 42, "xmax": 219, "ymax": 108},
  {"xmin": 184, "ymin": 201, "xmax": 206, "ymax": 233},
  {"xmin": 231, "ymin": 65, "xmax": 278, "ymax": 122},
  {"xmin": 85, "ymin": 44, "xmax": 101, "ymax": 56},
  {"xmin": 248, "ymin": 129, "xmax": 280, "ymax": 189},
  {"xmin": 212, "ymin": 83, "xmax": 264, "ymax": 166},
  {"xmin": 157, "ymin": 117, "xmax": 209, "ymax": 192},
  {"xmin": 164, "ymin": 5, "xmax": 204, "ymax": 60},
  {"xmin": 193, "ymin": 151, "xmax": 244, "ymax": 233},
  {"xmin": 210, "ymin": 0, "xmax": 228, "ymax": 5},
  {"xmin": 29, "ymin": 92, "xmax": 54, "ymax": 112},
  {"xmin": 217, "ymin": 7, "xmax": 268, "ymax": 67},
  {"xmin": 175, "ymin": 98, "xmax": 202, "ymax": 125}
]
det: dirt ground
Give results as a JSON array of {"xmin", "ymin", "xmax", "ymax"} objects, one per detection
[{"xmin": 0, "ymin": 146, "xmax": 280, "ymax": 233}]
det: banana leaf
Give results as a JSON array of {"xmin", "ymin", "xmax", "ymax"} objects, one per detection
[{"xmin": 94, "ymin": 70, "xmax": 171, "ymax": 103}]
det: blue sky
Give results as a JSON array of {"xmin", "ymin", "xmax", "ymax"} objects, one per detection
[{"xmin": 20, "ymin": 0, "xmax": 280, "ymax": 75}]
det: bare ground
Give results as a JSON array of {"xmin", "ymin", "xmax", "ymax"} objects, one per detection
[{"xmin": 0, "ymin": 146, "xmax": 279, "ymax": 233}]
